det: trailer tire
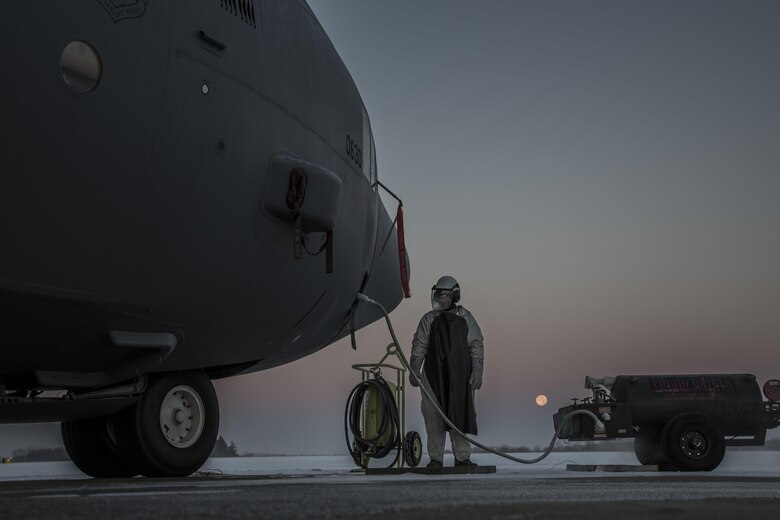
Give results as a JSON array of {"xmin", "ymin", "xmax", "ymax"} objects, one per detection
[
  {"xmin": 661, "ymin": 413, "xmax": 725, "ymax": 471},
  {"xmin": 634, "ymin": 432, "xmax": 677, "ymax": 470},
  {"xmin": 634, "ymin": 434, "xmax": 664, "ymax": 466}
]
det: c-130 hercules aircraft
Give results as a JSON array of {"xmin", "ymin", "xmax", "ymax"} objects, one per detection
[{"xmin": 0, "ymin": 0, "xmax": 410, "ymax": 477}]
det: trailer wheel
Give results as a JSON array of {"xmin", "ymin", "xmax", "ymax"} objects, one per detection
[{"xmin": 661, "ymin": 413, "xmax": 725, "ymax": 471}]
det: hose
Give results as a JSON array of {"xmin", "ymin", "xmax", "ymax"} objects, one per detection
[
  {"xmin": 344, "ymin": 375, "xmax": 402, "ymax": 468},
  {"xmin": 355, "ymin": 293, "xmax": 605, "ymax": 465}
]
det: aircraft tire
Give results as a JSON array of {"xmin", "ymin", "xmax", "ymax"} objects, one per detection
[
  {"xmin": 61, "ymin": 414, "xmax": 140, "ymax": 478},
  {"xmin": 115, "ymin": 371, "xmax": 219, "ymax": 477}
]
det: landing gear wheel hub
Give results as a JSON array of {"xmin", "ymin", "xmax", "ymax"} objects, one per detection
[{"xmin": 159, "ymin": 385, "xmax": 205, "ymax": 449}]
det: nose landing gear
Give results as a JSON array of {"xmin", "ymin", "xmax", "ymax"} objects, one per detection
[{"xmin": 61, "ymin": 371, "xmax": 219, "ymax": 478}]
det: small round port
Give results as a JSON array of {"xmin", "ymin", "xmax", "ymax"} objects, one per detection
[{"xmin": 60, "ymin": 41, "xmax": 102, "ymax": 94}]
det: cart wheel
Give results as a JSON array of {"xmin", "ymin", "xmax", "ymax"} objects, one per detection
[
  {"xmin": 404, "ymin": 431, "xmax": 423, "ymax": 468},
  {"xmin": 350, "ymin": 440, "xmax": 368, "ymax": 469},
  {"xmin": 661, "ymin": 413, "xmax": 725, "ymax": 472}
]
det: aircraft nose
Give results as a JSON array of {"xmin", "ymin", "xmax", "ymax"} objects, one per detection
[{"xmin": 352, "ymin": 197, "xmax": 410, "ymax": 331}]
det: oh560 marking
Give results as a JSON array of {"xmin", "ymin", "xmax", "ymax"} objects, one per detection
[{"xmin": 346, "ymin": 134, "xmax": 362, "ymax": 169}]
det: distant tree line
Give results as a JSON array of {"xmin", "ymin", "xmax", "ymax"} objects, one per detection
[
  {"xmin": 466, "ymin": 440, "xmax": 634, "ymax": 453},
  {"xmin": 210, "ymin": 435, "xmax": 240, "ymax": 457},
  {"xmin": 238, "ymin": 451, "xmax": 288, "ymax": 457},
  {"xmin": 468, "ymin": 438, "xmax": 780, "ymax": 453},
  {"xmin": 732, "ymin": 438, "xmax": 780, "ymax": 451},
  {"xmin": 208, "ymin": 436, "xmax": 287, "ymax": 457},
  {"xmin": 10, "ymin": 447, "xmax": 69, "ymax": 462},
  {"xmin": 5, "ymin": 437, "xmax": 778, "ymax": 462}
]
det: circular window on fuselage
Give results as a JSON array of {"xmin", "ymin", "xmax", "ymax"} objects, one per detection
[{"xmin": 60, "ymin": 41, "xmax": 102, "ymax": 94}]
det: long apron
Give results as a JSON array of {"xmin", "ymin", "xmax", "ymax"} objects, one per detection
[{"xmin": 423, "ymin": 312, "xmax": 478, "ymax": 434}]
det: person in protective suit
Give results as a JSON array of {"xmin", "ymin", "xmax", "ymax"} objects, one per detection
[{"xmin": 409, "ymin": 275, "xmax": 484, "ymax": 468}]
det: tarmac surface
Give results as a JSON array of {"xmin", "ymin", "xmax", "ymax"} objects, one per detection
[
  {"xmin": 1, "ymin": 473, "xmax": 779, "ymax": 519},
  {"xmin": 1, "ymin": 453, "xmax": 779, "ymax": 519}
]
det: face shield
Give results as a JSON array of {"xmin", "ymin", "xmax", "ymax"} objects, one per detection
[{"xmin": 431, "ymin": 288, "xmax": 454, "ymax": 311}]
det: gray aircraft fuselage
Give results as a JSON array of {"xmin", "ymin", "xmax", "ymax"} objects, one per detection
[{"xmin": 0, "ymin": 0, "xmax": 406, "ymax": 401}]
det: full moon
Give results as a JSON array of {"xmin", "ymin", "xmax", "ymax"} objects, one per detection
[{"xmin": 535, "ymin": 394, "xmax": 548, "ymax": 407}]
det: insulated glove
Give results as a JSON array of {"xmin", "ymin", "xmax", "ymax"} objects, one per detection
[
  {"xmin": 469, "ymin": 358, "xmax": 484, "ymax": 390},
  {"xmin": 409, "ymin": 355, "xmax": 423, "ymax": 387}
]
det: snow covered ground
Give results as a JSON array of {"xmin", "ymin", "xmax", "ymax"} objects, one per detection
[{"xmin": 1, "ymin": 450, "xmax": 778, "ymax": 482}]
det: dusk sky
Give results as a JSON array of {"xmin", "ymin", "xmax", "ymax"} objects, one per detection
[{"xmin": 2, "ymin": 0, "xmax": 778, "ymax": 456}]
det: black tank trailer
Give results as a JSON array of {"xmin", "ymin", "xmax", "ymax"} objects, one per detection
[{"xmin": 553, "ymin": 375, "xmax": 780, "ymax": 471}]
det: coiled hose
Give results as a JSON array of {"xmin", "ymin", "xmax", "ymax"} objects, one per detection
[
  {"xmin": 345, "ymin": 375, "xmax": 402, "ymax": 468},
  {"xmin": 355, "ymin": 293, "xmax": 605, "ymax": 465}
]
